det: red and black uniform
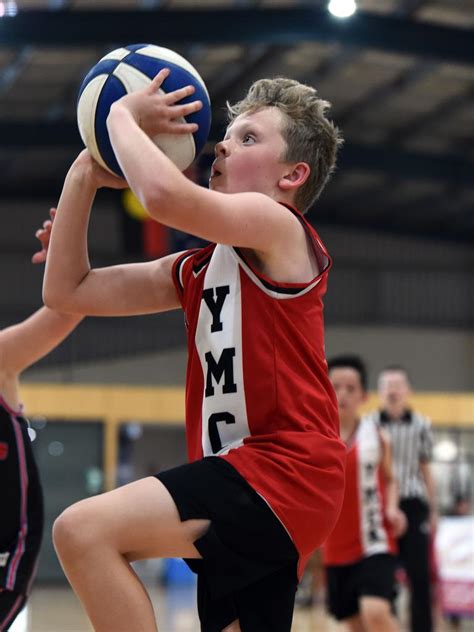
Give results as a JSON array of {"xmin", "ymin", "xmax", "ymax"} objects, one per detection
[
  {"xmin": 156, "ymin": 205, "xmax": 345, "ymax": 632},
  {"xmin": 0, "ymin": 397, "xmax": 43, "ymax": 631},
  {"xmin": 322, "ymin": 417, "xmax": 397, "ymax": 621}
]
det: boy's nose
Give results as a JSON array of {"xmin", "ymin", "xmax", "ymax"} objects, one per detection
[{"xmin": 215, "ymin": 139, "xmax": 230, "ymax": 157}]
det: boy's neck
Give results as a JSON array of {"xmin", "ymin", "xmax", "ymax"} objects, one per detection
[{"xmin": 339, "ymin": 414, "xmax": 360, "ymax": 444}]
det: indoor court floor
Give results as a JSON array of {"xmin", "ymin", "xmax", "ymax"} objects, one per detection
[
  {"xmin": 9, "ymin": 583, "xmax": 470, "ymax": 632},
  {"xmin": 11, "ymin": 584, "xmax": 335, "ymax": 632}
]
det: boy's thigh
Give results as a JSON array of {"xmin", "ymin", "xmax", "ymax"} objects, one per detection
[
  {"xmin": 198, "ymin": 562, "xmax": 298, "ymax": 632},
  {"xmin": 157, "ymin": 457, "xmax": 299, "ymax": 631},
  {"xmin": 358, "ymin": 554, "xmax": 398, "ymax": 609},
  {"xmin": 156, "ymin": 457, "xmax": 298, "ymax": 578},
  {"xmin": 326, "ymin": 562, "xmax": 360, "ymax": 621},
  {"xmin": 56, "ymin": 476, "xmax": 210, "ymax": 560}
]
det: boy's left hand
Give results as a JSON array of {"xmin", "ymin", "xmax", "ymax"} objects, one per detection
[
  {"xmin": 109, "ymin": 68, "xmax": 202, "ymax": 138},
  {"xmin": 32, "ymin": 207, "xmax": 56, "ymax": 264},
  {"xmin": 386, "ymin": 507, "xmax": 408, "ymax": 538}
]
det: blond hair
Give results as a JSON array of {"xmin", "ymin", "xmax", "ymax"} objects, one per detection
[{"xmin": 227, "ymin": 77, "xmax": 343, "ymax": 212}]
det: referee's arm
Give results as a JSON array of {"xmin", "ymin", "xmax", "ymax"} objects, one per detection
[
  {"xmin": 419, "ymin": 419, "xmax": 438, "ymax": 533},
  {"xmin": 420, "ymin": 461, "xmax": 438, "ymax": 533}
]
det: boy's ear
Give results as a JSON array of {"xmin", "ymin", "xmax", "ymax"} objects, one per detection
[{"xmin": 279, "ymin": 162, "xmax": 311, "ymax": 192}]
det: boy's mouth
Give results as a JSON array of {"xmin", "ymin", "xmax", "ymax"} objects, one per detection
[{"xmin": 210, "ymin": 163, "xmax": 223, "ymax": 178}]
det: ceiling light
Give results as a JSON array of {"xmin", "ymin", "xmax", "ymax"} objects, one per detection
[{"xmin": 328, "ymin": 0, "xmax": 357, "ymax": 19}]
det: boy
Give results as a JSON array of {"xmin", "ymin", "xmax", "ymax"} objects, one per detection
[
  {"xmin": 323, "ymin": 356, "xmax": 406, "ymax": 632},
  {"xmin": 1, "ymin": 211, "xmax": 82, "ymax": 630},
  {"xmin": 43, "ymin": 73, "xmax": 346, "ymax": 632}
]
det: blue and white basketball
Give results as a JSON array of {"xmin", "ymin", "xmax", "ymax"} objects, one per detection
[{"xmin": 77, "ymin": 44, "xmax": 211, "ymax": 177}]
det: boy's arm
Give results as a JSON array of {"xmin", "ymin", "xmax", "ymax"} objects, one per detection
[
  {"xmin": 43, "ymin": 151, "xmax": 182, "ymax": 316},
  {"xmin": 380, "ymin": 429, "xmax": 407, "ymax": 537},
  {"xmin": 106, "ymin": 74, "xmax": 304, "ymax": 255},
  {"xmin": 0, "ymin": 307, "xmax": 83, "ymax": 378}
]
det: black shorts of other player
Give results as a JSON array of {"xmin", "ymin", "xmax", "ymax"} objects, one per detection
[
  {"xmin": 0, "ymin": 412, "xmax": 44, "ymax": 631},
  {"xmin": 155, "ymin": 456, "xmax": 299, "ymax": 632},
  {"xmin": 326, "ymin": 553, "xmax": 398, "ymax": 621}
]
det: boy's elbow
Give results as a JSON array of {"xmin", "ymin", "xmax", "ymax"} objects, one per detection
[{"xmin": 43, "ymin": 286, "xmax": 72, "ymax": 313}]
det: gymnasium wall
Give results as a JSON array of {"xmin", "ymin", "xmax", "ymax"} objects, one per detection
[
  {"xmin": 24, "ymin": 325, "xmax": 473, "ymax": 392},
  {"xmin": 3, "ymin": 196, "xmax": 473, "ymax": 393}
]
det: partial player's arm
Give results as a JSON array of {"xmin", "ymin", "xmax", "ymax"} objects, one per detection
[
  {"xmin": 420, "ymin": 461, "xmax": 438, "ymax": 533},
  {"xmin": 106, "ymin": 70, "xmax": 305, "ymax": 256},
  {"xmin": 43, "ymin": 152, "xmax": 182, "ymax": 316},
  {"xmin": 0, "ymin": 307, "xmax": 83, "ymax": 379},
  {"xmin": 380, "ymin": 429, "xmax": 407, "ymax": 537}
]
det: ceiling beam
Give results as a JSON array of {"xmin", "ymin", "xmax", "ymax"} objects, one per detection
[{"xmin": 0, "ymin": 8, "xmax": 473, "ymax": 64}]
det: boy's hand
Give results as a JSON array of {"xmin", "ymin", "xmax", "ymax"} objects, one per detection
[
  {"xmin": 386, "ymin": 506, "xmax": 408, "ymax": 538},
  {"xmin": 32, "ymin": 207, "xmax": 56, "ymax": 264},
  {"xmin": 72, "ymin": 149, "xmax": 128, "ymax": 190},
  {"xmin": 109, "ymin": 68, "xmax": 202, "ymax": 138}
]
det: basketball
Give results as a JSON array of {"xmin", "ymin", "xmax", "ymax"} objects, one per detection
[{"xmin": 77, "ymin": 44, "xmax": 211, "ymax": 177}]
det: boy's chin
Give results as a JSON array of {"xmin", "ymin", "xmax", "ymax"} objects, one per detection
[{"xmin": 209, "ymin": 180, "xmax": 226, "ymax": 192}]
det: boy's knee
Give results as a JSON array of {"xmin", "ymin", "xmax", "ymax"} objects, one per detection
[
  {"xmin": 53, "ymin": 499, "xmax": 100, "ymax": 556},
  {"xmin": 360, "ymin": 597, "xmax": 392, "ymax": 629}
]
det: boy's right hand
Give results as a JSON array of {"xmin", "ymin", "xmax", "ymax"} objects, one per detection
[
  {"xmin": 72, "ymin": 149, "xmax": 128, "ymax": 190},
  {"xmin": 32, "ymin": 207, "xmax": 56, "ymax": 264}
]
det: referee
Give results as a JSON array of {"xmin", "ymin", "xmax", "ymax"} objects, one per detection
[{"xmin": 364, "ymin": 365, "xmax": 437, "ymax": 632}]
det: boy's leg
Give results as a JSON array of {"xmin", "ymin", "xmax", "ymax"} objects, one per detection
[
  {"xmin": 357, "ymin": 554, "xmax": 399, "ymax": 632},
  {"xmin": 325, "ymin": 563, "xmax": 360, "ymax": 628},
  {"xmin": 359, "ymin": 596, "xmax": 399, "ymax": 632},
  {"xmin": 222, "ymin": 622, "xmax": 241, "ymax": 632},
  {"xmin": 53, "ymin": 476, "xmax": 210, "ymax": 632},
  {"xmin": 339, "ymin": 616, "xmax": 364, "ymax": 632}
]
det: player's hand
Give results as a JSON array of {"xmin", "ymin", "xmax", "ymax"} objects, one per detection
[
  {"xmin": 32, "ymin": 207, "xmax": 56, "ymax": 264},
  {"xmin": 387, "ymin": 507, "xmax": 407, "ymax": 538},
  {"xmin": 110, "ymin": 68, "xmax": 202, "ymax": 137},
  {"xmin": 72, "ymin": 149, "xmax": 128, "ymax": 191}
]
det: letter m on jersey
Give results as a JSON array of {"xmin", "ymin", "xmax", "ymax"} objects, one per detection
[{"xmin": 205, "ymin": 349, "xmax": 237, "ymax": 397}]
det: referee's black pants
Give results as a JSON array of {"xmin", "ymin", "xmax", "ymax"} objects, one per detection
[{"xmin": 398, "ymin": 498, "xmax": 433, "ymax": 632}]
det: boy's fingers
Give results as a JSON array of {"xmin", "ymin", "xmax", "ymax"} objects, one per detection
[
  {"xmin": 170, "ymin": 100, "xmax": 202, "ymax": 117},
  {"xmin": 168, "ymin": 122, "xmax": 199, "ymax": 134},
  {"xmin": 149, "ymin": 68, "xmax": 170, "ymax": 94},
  {"xmin": 31, "ymin": 250, "xmax": 46, "ymax": 264},
  {"xmin": 164, "ymin": 84, "xmax": 196, "ymax": 105}
]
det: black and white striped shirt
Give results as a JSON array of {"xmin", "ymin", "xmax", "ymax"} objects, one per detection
[{"xmin": 363, "ymin": 409, "xmax": 434, "ymax": 501}]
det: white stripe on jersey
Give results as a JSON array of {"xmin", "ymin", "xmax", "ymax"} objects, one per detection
[
  {"xmin": 195, "ymin": 245, "xmax": 250, "ymax": 456},
  {"xmin": 357, "ymin": 418, "xmax": 389, "ymax": 556}
]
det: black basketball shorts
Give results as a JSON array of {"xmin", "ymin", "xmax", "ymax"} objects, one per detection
[
  {"xmin": 0, "ymin": 413, "xmax": 44, "ymax": 630},
  {"xmin": 155, "ymin": 456, "xmax": 299, "ymax": 632},
  {"xmin": 326, "ymin": 553, "xmax": 398, "ymax": 621}
]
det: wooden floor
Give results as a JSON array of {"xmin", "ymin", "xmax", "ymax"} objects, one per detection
[
  {"xmin": 10, "ymin": 584, "xmax": 335, "ymax": 632},
  {"xmin": 8, "ymin": 584, "xmax": 469, "ymax": 632}
]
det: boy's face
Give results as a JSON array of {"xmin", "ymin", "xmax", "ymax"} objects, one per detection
[
  {"xmin": 210, "ymin": 107, "xmax": 291, "ymax": 198},
  {"xmin": 378, "ymin": 370, "xmax": 411, "ymax": 411},
  {"xmin": 329, "ymin": 367, "xmax": 367, "ymax": 421}
]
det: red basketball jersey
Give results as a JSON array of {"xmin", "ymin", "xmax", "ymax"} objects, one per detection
[
  {"xmin": 322, "ymin": 417, "xmax": 397, "ymax": 566},
  {"xmin": 172, "ymin": 206, "xmax": 345, "ymax": 577}
]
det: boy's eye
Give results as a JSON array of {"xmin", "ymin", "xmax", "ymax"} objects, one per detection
[{"xmin": 242, "ymin": 134, "xmax": 255, "ymax": 145}]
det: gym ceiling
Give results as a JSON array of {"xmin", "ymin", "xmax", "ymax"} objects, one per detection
[{"xmin": 0, "ymin": 0, "xmax": 473, "ymax": 242}]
